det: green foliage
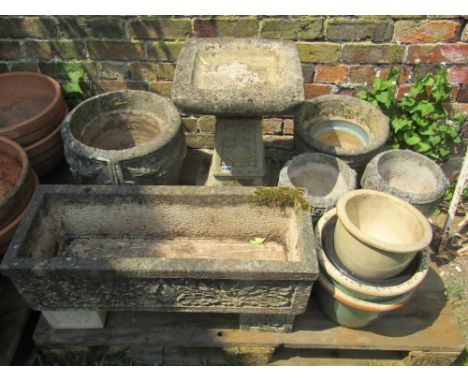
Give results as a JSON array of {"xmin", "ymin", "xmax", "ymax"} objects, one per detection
[
  {"xmin": 358, "ymin": 67, "xmax": 465, "ymax": 162},
  {"xmin": 250, "ymin": 237, "xmax": 266, "ymax": 245},
  {"xmin": 56, "ymin": 61, "xmax": 88, "ymax": 108},
  {"xmin": 443, "ymin": 182, "xmax": 468, "ymax": 204}
]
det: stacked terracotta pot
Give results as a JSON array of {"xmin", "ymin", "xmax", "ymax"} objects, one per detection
[
  {"xmin": 315, "ymin": 189, "xmax": 433, "ymax": 328},
  {"xmin": 0, "ymin": 136, "xmax": 38, "ymax": 258},
  {"xmin": 0, "ymin": 72, "xmax": 67, "ymax": 177}
]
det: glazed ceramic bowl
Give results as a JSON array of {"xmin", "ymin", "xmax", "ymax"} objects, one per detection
[
  {"xmin": 334, "ymin": 190, "xmax": 432, "ymax": 280},
  {"xmin": 317, "ymin": 208, "xmax": 430, "ymax": 300}
]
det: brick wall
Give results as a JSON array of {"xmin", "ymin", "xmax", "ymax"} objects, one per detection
[{"xmin": 0, "ymin": 15, "xmax": 467, "ymax": 153}]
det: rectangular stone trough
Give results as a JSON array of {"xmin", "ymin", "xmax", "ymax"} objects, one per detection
[{"xmin": 0, "ymin": 185, "xmax": 318, "ymax": 332}]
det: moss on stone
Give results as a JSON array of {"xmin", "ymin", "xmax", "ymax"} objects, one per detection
[{"xmin": 248, "ymin": 187, "xmax": 310, "ymax": 211}]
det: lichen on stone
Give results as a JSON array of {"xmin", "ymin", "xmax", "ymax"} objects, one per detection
[{"xmin": 248, "ymin": 187, "xmax": 310, "ymax": 211}]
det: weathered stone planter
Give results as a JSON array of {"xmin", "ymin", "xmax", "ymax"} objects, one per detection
[
  {"xmin": 294, "ymin": 95, "xmax": 389, "ymax": 171},
  {"xmin": 172, "ymin": 38, "xmax": 304, "ymax": 186},
  {"xmin": 361, "ymin": 149, "xmax": 448, "ymax": 217},
  {"xmin": 278, "ymin": 152, "xmax": 356, "ymax": 219},
  {"xmin": 62, "ymin": 90, "xmax": 186, "ymax": 185},
  {"xmin": 334, "ymin": 190, "xmax": 433, "ymax": 280},
  {"xmin": 0, "ymin": 185, "xmax": 318, "ymax": 332}
]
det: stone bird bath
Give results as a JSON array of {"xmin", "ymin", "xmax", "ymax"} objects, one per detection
[{"xmin": 171, "ymin": 38, "xmax": 305, "ymax": 186}]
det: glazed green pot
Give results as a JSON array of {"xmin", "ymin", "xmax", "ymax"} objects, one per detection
[{"xmin": 315, "ymin": 272, "xmax": 415, "ymax": 329}]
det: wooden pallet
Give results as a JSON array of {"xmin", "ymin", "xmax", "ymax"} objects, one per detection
[{"xmin": 33, "ymin": 264, "xmax": 465, "ymax": 365}]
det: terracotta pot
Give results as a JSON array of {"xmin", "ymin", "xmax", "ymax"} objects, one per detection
[
  {"xmin": 0, "ymin": 72, "xmax": 66, "ymax": 147},
  {"xmin": 334, "ymin": 190, "xmax": 432, "ymax": 280},
  {"xmin": 316, "ymin": 208, "xmax": 430, "ymax": 300},
  {"xmin": 25, "ymin": 119, "xmax": 65, "ymax": 177},
  {"xmin": 0, "ymin": 136, "xmax": 36, "ymax": 230},
  {"xmin": 0, "ymin": 171, "xmax": 38, "ymax": 258}
]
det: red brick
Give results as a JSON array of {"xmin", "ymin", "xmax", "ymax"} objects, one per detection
[
  {"xmin": 397, "ymin": 84, "xmax": 460, "ymax": 101},
  {"xmin": 194, "ymin": 18, "xmax": 217, "ymax": 37},
  {"xmin": 462, "ymin": 24, "xmax": 468, "ymax": 42},
  {"xmin": 447, "ymin": 66, "xmax": 468, "ymax": 84},
  {"xmin": 304, "ymin": 83, "xmax": 333, "ymax": 99},
  {"xmin": 0, "ymin": 41, "xmax": 21, "ymax": 60},
  {"xmin": 406, "ymin": 43, "xmax": 468, "ymax": 64},
  {"xmin": 378, "ymin": 65, "xmax": 412, "ymax": 84},
  {"xmin": 342, "ymin": 44, "xmax": 405, "ymax": 64},
  {"xmin": 88, "ymin": 41, "xmax": 145, "ymax": 61},
  {"xmin": 96, "ymin": 80, "xmax": 147, "ymax": 93},
  {"xmin": 314, "ymin": 64, "xmax": 348, "ymax": 84},
  {"xmin": 394, "ymin": 20, "xmax": 461, "ymax": 43},
  {"xmin": 347, "ymin": 65, "xmax": 377, "ymax": 84},
  {"xmin": 337, "ymin": 88, "xmax": 357, "ymax": 96},
  {"xmin": 148, "ymin": 81, "xmax": 173, "ymax": 97},
  {"xmin": 396, "ymin": 85, "xmax": 412, "ymax": 100},
  {"xmin": 458, "ymin": 84, "xmax": 468, "ymax": 103}
]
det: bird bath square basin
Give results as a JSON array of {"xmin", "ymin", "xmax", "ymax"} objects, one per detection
[
  {"xmin": 1, "ymin": 185, "xmax": 318, "ymax": 332},
  {"xmin": 171, "ymin": 38, "xmax": 305, "ymax": 117}
]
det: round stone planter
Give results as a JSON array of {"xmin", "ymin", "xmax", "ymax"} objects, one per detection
[
  {"xmin": 294, "ymin": 95, "xmax": 390, "ymax": 171},
  {"xmin": 334, "ymin": 190, "xmax": 433, "ymax": 280},
  {"xmin": 0, "ymin": 136, "xmax": 37, "ymax": 230},
  {"xmin": 62, "ymin": 90, "xmax": 186, "ymax": 185},
  {"xmin": 361, "ymin": 149, "xmax": 448, "ymax": 217},
  {"xmin": 278, "ymin": 152, "xmax": 356, "ymax": 219},
  {"xmin": 316, "ymin": 208, "xmax": 430, "ymax": 301},
  {"xmin": 0, "ymin": 72, "xmax": 66, "ymax": 147}
]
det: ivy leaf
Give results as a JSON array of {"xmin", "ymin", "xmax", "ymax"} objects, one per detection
[
  {"xmin": 438, "ymin": 146, "xmax": 451, "ymax": 160},
  {"xmin": 415, "ymin": 141, "xmax": 431, "ymax": 152},
  {"xmin": 403, "ymin": 132, "xmax": 421, "ymax": 146},
  {"xmin": 391, "ymin": 117, "xmax": 408, "ymax": 133},
  {"xmin": 250, "ymin": 237, "xmax": 266, "ymax": 246},
  {"xmin": 375, "ymin": 91, "xmax": 393, "ymax": 109},
  {"xmin": 62, "ymin": 82, "xmax": 83, "ymax": 94},
  {"xmin": 414, "ymin": 102, "xmax": 435, "ymax": 117},
  {"xmin": 373, "ymin": 79, "xmax": 383, "ymax": 92}
]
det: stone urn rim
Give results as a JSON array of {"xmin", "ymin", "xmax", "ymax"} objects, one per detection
[
  {"xmin": 365, "ymin": 149, "xmax": 449, "ymax": 204},
  {"xmin": 278, "ymin": 152, "xmax": 357, "ymax": 208},
  {"xmin": 0, "ymin": 71, "xmax": 63, "ymax": 133},
  {"xmin": 0, "ymin": 136, "xmax": 30, "ymax": 210},
  {"xmin": 336, "ymin": 189, "xmax": 433, "ymax": 254},
  {"xmin": 62, "ymin": 90, "xmax": 182, "ymax": 162},
  {"xmin": 296, "ymin": 95, "xmax": 390, "ymax": 156},
  {"xmin": 316, "ymin": 208, "xmax": 430, "ymax": 298}
]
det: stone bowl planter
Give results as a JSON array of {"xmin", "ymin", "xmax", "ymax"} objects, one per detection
[
  {"xmin": 294, "ymin": 95, "xmax": 390, "ymax": 171},
  {"xmin": 0, "ymin": 72, "xmax": 66, "ymax": 146},
  {"xmin": 62, "ymin": 90, "xmax": 186, "ymax": 185},
  {"xmin": 334, "ymin": 190, "xmax": 433, "ymax": 280},
  {"xmin": 278, "ymin": 152, "xmax": 356, "ymax": 219},
  {"xmin": 316, "ymin": 209, "xmax": 430, "ymax": 301},
  {"xmin": 1, "ymin": 186, "xmax": 318, "ymax": 332},
  {"xmin": 0, "ymin": 136, "xmax": 37, "ymax": 230},
  {"xmin": 315, "ymin": 270, "xmax": 416, "ymax": 329},
  {"xmin": 361, "ymin": 149, "xmax": 448, "ymax": 217}
]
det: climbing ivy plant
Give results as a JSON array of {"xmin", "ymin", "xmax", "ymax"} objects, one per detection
[
  {"xmin": 357, "ymin": 67, "xmax": 464, "ymax": 162},
  {"xmin": 56, "ymin": 61, "xmax": 88, "ymax": 109}
]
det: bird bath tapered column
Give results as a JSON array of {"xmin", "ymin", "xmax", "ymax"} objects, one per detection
[{"xmin": 171, "ymin": 38, "xmax": 305, "ymax": 186}]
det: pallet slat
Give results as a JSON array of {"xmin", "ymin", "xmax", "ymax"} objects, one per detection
[{"xmin": 33, "ymin": 264, "xmax": 465, "ymax": 365}]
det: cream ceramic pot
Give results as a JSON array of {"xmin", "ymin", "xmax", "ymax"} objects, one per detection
[{"xmin": 334, "ymin": 190, "xmax": 432, "ymax": 280}]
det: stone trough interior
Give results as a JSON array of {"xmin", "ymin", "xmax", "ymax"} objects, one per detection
[{"xmin": 20, "ymin": 192, "xmax": 300, "ymax": 262}]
